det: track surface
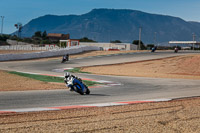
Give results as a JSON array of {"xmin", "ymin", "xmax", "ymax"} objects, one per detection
[{"xmin": 0, "ymin": 51, "xmax": 200, "ymax": 110}]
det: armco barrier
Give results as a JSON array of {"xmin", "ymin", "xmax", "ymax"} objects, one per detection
[{"xmin": 0, "ymin": 46, "xmax": 100, "ymax": 61}]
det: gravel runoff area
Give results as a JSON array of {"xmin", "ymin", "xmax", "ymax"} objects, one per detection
[
  {"xmin": 0, "ymin": 97, "xmax": 199, "ymax": 133},
  {"xmin": 81, "ymin": 54, "xmax": 200, "ymax": 80},
  {"xmin": 0, "ymin": 50, "xmax": 200, "ymax": 132}
]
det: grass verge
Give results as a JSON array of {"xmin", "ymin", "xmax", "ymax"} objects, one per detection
[
  {"xmin": 64, "ymin": 68, "xmax": 91, "ymax": 74},
  {"xmin": 9, "ymin": 71, "xmax": 99, "ymax": 86},
  {"xmin": 9, "ymin": 71, "xmax": 64, "ymax": 83},
  {"xmin": 82, "ymin": 80, "xmax": 101, "ymax": 86}
]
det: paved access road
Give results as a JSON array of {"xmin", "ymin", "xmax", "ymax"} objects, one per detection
[{"xmin": 0, "ymin": 51, "xmax": 200, "ymax": 110}]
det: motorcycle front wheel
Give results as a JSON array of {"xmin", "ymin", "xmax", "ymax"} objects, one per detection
[
  {"xmin": 84, "ymin": 85, "xmax": 90, "ymax": 95},
  {"xmin": 86, "ymin": 88, "xmax": 90, "ymax": 95}
]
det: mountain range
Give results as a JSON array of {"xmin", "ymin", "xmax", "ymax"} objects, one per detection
[{"xmin": 19, "ymin": 8, "xmax": 200, "ymax": 44}]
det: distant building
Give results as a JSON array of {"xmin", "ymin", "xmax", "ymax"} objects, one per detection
[
  {"xmin": 59, "ymin": 39, "xmax": 80, "ymax": 47},
  {"xmin": 47, "ymin": 33, "xmax": 70, "ymax": 42}
]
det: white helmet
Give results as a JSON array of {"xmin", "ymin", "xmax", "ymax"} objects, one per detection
[{"xmin": 64, "ymin": 72, "xmax": 70, "ymax": 78}]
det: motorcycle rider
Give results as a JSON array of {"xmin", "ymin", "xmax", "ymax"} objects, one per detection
[
  {"xmin": 64, "ymin": 72, "xmax": 73, "ymax": 91},
  {"xmin": 174, "ymin": 47, "xmax": 178, "ymax": 53},
  {"xmin": 151, "ymin": 46, "xmax": 157, "ymax": 52},
  {"xmin": 64, "ymin": 72, "xmax": 86, "ymax": 93},
  {"xmin": 62, "ymin": 54, "xmax": 69, "ymax": 63}
]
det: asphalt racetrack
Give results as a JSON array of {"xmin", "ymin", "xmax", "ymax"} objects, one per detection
[{"xmin": 0, "ymin": 51, "xmax": 200, "ymax": 110}]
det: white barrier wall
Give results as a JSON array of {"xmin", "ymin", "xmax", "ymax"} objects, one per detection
[
  {"xmin": 6, "ymin": 39, "xmax": 34, "ymax": 46},
  {"xmin": 0, "ymin": 46, "xmax": 100, "ymax": 61},
  {"xmin": 3, "ymin": 39, "xmax": 60, "ymax": 51}
]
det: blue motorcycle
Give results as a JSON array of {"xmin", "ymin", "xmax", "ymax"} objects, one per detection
[
  {"xmin": 64, "ymin": 74, "xmax": 90, "ymax": 95},
  {"xmin": 151, "ymin": 46, "xmax": 157, "ymax": 52}
]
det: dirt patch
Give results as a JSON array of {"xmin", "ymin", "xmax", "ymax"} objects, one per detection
[
  {"xmin": 0, "ymin": 97, "xmax": 199, "ymax": 133},
  {"xmin": 81, "ymin": 54, "xmax": 200, "ymax": 80},
  {"xmin": 0, "ymin": 70, "xmax": 65, "ymax": 91},
  {"xmin": 70, "ymin": 50, "xmax": 141, "ymax": 59}
]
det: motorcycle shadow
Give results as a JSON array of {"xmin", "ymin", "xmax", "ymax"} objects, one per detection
[
  {"xmin": 60, "ymin": 60, "xmax": 79, "ymax": 64},
  {"xmin": 69, "ymin": 93, "xmax": 109, "ymax": 96},
  {"xmin": 89, "ymin": 94, "xmax": 110, "ymax": 96}
]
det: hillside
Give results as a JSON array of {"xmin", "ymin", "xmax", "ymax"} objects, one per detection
[{"xmin": 18, "ymin": 8, "xmax": 200, "ymax": 44}]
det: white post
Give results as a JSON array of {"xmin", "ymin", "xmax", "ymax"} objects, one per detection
[
  {"xmin": 139, "ymin": 27, "xmax": 142, "ymax": 50},
  {"xmin": 193, "ymin": 33, "xmax": 195, "ymax": 50},
  {"xmin": 1, "ymin": 16, "xmax": 4, "ymax": 35}
]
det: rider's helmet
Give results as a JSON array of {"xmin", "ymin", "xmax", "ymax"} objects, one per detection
[{"xmin": 64, "ymin": 72, "xmax": 71, "ymax": 79}]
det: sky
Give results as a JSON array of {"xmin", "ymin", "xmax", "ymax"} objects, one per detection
[{"xmin": 1, "ymin": 0, "xmax": 200, "ymax": 34}]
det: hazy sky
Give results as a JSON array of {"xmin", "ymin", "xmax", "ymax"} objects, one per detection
[{"xmin": 1, "ymin": 0, "xmax": 200, "ymax": 34}]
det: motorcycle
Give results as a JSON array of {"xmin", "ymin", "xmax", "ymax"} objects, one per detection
[
  {"xmin": 174, "ymin": 47, "xmax": 178, "ymax": 53},
  {"xmin": 61, "ymin": 54, "xmax": 69, "ymax": 63},
  {"xmin": 64, "ymin": 75, "xmax": 90, "ymax": 95},
  {"xmin": 151, "ymin": 46, "xmax": 157, "ymax": 52}
]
